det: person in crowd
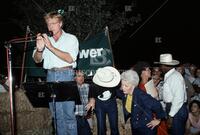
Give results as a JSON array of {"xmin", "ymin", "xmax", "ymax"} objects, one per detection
[
  {"xmin": 133, "ymin": 61, "xmax": 168, "ymax": 135},
  {"xmin": 117, "ymin": 69, "xmax": 166, "ymax": 135},
  {"xmin": 193, "ymin": 67, "xmax": 200, "ymax": 91},
  {"xmin": 90, "ymin": 66, "xmax": 120, "ymax": 135},
  {"xmin": 133, "ymin": 61, "xmax": 155, "ymax": 94},
  {"xmin": 190, "ymin": 67, "xmax": 200, "ymax": 102},
  {"xmin": 33, "ymin": 10, "xmax": 79, "ymax": 135},
  {"xmin": 151, "ymin": 68, "xmax": 165, "ymax": 111},
  {"xmin": 152, "ymin": 67, "xmax": 163, "ymax": 80},
  {"xmin": 154, "ymin": 53, "xmax": 188, "ymax": 135},
  {"xmin": 184, "ymin": 64, "xmax": 197, "ymax": 84},
  {"xmin": 185, "ymin": 100, "xmax": 200, "ymax": 135},
  {"xmin": 176, "ymin": 65, "xmax": 195, "ymax": 104},
  {"xmin": 75, "ymin": 70, "xmax": 95, "ymax": 135},
  {"xmin": 152, "ymin": 67, "xmax": 165, "ymax": 105}
]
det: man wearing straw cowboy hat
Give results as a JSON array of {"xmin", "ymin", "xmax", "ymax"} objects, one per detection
[{"xmin": 154, "ymin": 53, "xmax": 188, "ymax": 135}]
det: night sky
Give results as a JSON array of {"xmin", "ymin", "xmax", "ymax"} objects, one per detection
[
  {"xmin": 112, "ymin": 0, "xmax": 200, "ymax": 69},
  {"xmin": 0, "ymin": 0, "xmax": 199, "ymax": 78}
]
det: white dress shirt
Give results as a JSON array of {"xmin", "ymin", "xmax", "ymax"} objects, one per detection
[
  {"xmin": 163, "ymin": 68, "xmax": 187, "ymax": 117},
  {"xmin": 33, "ymin": 31, "xmax": 79, "ymax": 69}
]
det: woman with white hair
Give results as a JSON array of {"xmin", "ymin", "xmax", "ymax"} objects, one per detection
[{"xmin": 117, "ymin": 69, "xmax": 166, "ymax": 135}]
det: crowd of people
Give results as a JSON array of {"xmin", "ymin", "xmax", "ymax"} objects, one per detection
[{"xmin": 74, "ymin": 53, "xmax": 200, "ymax": 135}]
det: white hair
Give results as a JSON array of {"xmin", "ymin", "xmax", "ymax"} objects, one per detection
[{"xmin": 120, "ymin": 69, "xmax": 139, "ymax": 86}]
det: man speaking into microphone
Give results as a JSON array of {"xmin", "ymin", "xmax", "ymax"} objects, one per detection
[{"xmin": 33, "ymin": 10, "xmax": 79, "ymax": 135}]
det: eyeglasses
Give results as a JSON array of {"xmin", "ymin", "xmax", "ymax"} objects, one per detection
[{"xmin": 47, "ymin": 22, "xmax": 59, "ymax": 26}]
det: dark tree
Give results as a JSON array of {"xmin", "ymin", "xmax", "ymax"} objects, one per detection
[{"xmin": 12, "ymin": 0, "xmax": 141, "ymax": 43}]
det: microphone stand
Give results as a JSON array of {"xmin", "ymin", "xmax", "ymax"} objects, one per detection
[
  {"xmin": 20, "ymin": 25, "xmax": 30, "ymax": 88},
  {"xmin": 4, "ymin": 43, "xmax": 16, "ymax": 135},
  {"xmin": 4, "ymin": 29, "xmax": 35, "ymax": 135},
  {"xmin": 3, "ymin": 31, "xmax": 53, "ymax": 135},
  {"xmin": 49, "ymin": 83, "xmax": 57, "ymax": 135}
]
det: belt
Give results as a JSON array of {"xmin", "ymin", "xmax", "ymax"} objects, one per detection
[
  {"xmin": 49, "ymin": 66, "xmax": 73, "ymax": 71},
  {"xmin": 165, "ymin": 102, "xmax": 187, "ymax": 105}
]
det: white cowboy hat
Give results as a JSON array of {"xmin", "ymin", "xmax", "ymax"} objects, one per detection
[
  {"xmin": 154, "ymin": 53, "xmax": 180, "ymax": 65},
  {"xmin": 92, "ymin": 66, "xmax": 120, "ymax": 87}
]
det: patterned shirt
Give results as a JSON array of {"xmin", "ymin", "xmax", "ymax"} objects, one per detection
[{"xmin": 75, "ymin": 83, "xmax": 90, "ymax": 116}]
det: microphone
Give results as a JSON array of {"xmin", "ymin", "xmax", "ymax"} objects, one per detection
[
  {"xmin": 32, "ymin": 31, "xmax": 53, "ymax": 40},
  {"xmin": 30, "ymin": 28, "xmax": 53, "ymax": 38},
  {"xmin": 5, "ymin": 30, "xmax": 53, "ymax": 44},
  {"xmin": 44, "ymin": 31, "xmax": 53, "ymax": 37},
  {"xmin": 38, "ymin": 31, "xmax": 53, "ymax": 38},
  {"xmin": 26, "ymin": 28, "xmax": 53, "ymax": 41}
]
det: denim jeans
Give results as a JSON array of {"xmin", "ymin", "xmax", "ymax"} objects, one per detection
[
  {"xmin": 95, "ymin": 98, "xmax": 119, "ymax": 135},
  {"xmin": 47, "ymin": 69, "xmax": 77, "ymax": 135},
  {"xmin": 171, "ymin": 103, "xmax": 188, "ymax": 135}
]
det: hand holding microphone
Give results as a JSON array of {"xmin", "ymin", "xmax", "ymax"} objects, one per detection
[
  {"xmin": 36, "ymin": 32, "xmax": 53, "ymax": 52},
  {"xmin": 36, "ymin": 33, "xmax": 45, "ymax": 52}
]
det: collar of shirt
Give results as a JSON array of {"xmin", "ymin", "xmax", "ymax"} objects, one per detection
[{"xmin": 164, "ymin": 68, "xmax": 176, "ymax": 81}]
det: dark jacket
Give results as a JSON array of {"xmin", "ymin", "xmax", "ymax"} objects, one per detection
[{"xmin": 117, "ymin": 87, "xmax": 166, "ymax": 128}]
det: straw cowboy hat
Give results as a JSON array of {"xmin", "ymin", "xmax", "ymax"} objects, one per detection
[
  {"xmin": 92, "ymin": 66, "xmax": 120, "ymax": 88},
  {"xmin": 154, "ymin": 53, "xmax": 180, "ymax": 66}
]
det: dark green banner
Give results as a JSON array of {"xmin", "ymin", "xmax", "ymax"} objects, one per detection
[{"xmin": 77, "ymin": 29, "xmax": 114, "ymax": 76}]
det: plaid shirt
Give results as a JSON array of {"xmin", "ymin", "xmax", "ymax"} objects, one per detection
[{"xmin": 75, "ymin": 83, "xmax": 90, "ymax": 116}]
